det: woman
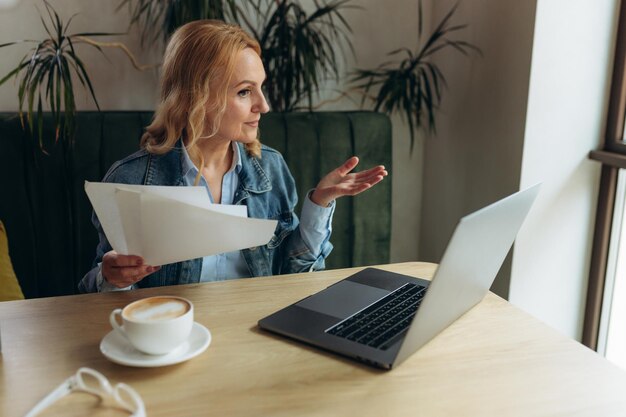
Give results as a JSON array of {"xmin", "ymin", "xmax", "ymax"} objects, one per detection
[{"xmin": 79, "ymin": 20, "xmax": 387, "ymax": 293}]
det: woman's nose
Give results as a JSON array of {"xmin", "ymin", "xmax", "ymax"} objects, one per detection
[{"xmin": 255, "ymin": 92, "xmax": 270, "ymax": 114}]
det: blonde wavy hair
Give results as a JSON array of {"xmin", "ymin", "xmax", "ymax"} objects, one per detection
[{"xmin": 141, "ymin": 20, "xmax": 263, "ymax": 170}]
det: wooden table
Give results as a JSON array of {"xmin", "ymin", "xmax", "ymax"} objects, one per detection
[{"xmin": 2, "ymin": 262, "xmax": 626, "ymax": 416}]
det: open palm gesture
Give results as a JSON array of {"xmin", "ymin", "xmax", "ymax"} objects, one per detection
[{"xmin": 310, "ymin": 157, "xmax": 388, "ymax": 207}]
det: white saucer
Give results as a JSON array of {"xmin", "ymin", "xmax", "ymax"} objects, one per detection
[{"xmin": 100, "ymin": 322, "xmax": 211, "ymax": 367}]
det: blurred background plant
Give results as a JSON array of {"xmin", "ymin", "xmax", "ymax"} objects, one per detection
[
  {"xmin": 118, "ymin": 0, "xmax": 355, "ymax": 112},
  {"xmin": 117, "ymin": 0, "xmax": 240, "ymax": 46},
  {"xmin": 0, "ymin": 0, "xmax": 145, "ymax": 150},
  {"xmin": 351, "ymin": 1, "xmax": 480, "ymax": 151},
  {"xmin": 238, "ymin": 0, "xmax": 355, "ymax": 111}
]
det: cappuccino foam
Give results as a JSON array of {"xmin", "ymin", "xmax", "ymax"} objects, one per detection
[{"xmin": 124, "ymin": 297, "xmax": 190, "ymax": 322}]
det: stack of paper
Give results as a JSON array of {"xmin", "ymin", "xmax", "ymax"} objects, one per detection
[{"xmin": 84, "ymin": 181, "xmax": 277, "ymax": 266}]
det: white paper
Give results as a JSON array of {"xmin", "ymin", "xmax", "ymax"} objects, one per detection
[
  {"xmin": 114, "ymin": 188, "xmax": 142, "ymax": 257},
  {"xmin": 84, "ymin": 181, "xmax": 275, "ymax": 265},
  {"xmin": 85, "ymin": 182, "xmax": 213, "ymax": 253}
]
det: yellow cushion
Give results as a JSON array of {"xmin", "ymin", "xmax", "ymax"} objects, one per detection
[{"xmin": 0, "ymin": 221, "xmax": 24, "ymax": 301}]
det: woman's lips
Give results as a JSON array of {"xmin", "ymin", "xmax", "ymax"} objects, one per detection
[{"xmin": 245, "ymin": 121, "xmax": 259, "ymax": 127}]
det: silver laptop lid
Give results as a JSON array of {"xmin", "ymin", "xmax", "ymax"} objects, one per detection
[{"xmin": 394, "ymin": 184, "xmax": 540, "ymax": 366}]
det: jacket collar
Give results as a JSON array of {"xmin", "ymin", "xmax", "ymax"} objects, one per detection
[
  {"xmin": 144, "ymin": 140, "xmax": 185, "ymax": 186},
  {"xmin": 144, "ymin": 140, "xmax": 272, "ymax": 195},
  {"xmin": 234, "ymin": 142, "xmax": 271, "ymax": 194}
]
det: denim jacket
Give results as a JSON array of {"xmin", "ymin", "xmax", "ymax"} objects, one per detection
[{"xmin": 78, "ymin": 140, "xmax": 333, "ymax": 293}]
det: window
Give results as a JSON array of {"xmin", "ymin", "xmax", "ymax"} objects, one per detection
[
  {"xmin": 585, "ymin": 0, "xmax": 626, "ymax": 356},
  {"xmin": 596, "ymin": 169, "xmax": 626, "ymax": 369}
]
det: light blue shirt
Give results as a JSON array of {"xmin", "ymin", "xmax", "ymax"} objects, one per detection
[{"xmin": 181, "ymin": 142, "xmax": 334, "ymax": 282}]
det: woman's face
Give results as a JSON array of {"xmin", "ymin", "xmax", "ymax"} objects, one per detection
[{"xmin": 209, "ymin": 48, "xmax": 269, "ymax": 143}]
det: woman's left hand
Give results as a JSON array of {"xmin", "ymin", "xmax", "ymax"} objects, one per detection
[{"xmin": 310, "ymin": 156, "xmax": 388, "ymax": 207}]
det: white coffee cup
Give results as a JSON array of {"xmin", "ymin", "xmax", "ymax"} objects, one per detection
[{"xmin": 110, "ymin": 296, "xmax": 194, "ymax": 355}]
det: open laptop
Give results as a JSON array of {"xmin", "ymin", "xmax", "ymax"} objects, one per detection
[{"xmin": 258, "ymin": 184, "xmax": 540, "ymax": 369}]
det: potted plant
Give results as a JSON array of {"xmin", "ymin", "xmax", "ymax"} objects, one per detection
[
  {"xmin": 117, "ymin": 0, "xmax": 240, "ymax": 45},
  {"xmin": 0, "ymin": 1, "xmax": 144, "ymax": 150},
  {"xmin": 118, "ymin": 0, "xmax": 355, "ymax": 112},
  {"xmin": 237, "ymin": 0, "xmax": 355, "ymax": 111},
  {"xmin": 351, "ymin": 1, "xmax": 480, "ymax": 151}
]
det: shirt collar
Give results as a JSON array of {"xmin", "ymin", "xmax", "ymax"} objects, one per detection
[{"xmin": 180, "ymin": 141, "xmax": 242, "ymax": 178}]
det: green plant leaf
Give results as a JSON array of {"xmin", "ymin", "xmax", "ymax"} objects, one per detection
[
  {"xmin": 351, "ymin": 0, "xmax": 479, "ymax": 145},
  {"xmin": 249, "ymin": 0, "xmax": 354, "ymax": 111},
  {"xmin": 4, "ymin": 1, "xmax": 139, "ymax": 151},
  {"xmin": 119, "ymin": 0, "xmax": 241, "ymax": 45},
  {"xmin": 71, "ymin": 32, "xmax": 126, "ymax": 37},
  {"xmin": 36, "ymin": 90, "xmax": 44, "ymax": 147},
  {"xmin": 65, "ymin": 51, "xmax": 100, "ymax": 111},
  {"xmin": 27, "ymin": 61, "xmax": 49, "ymax": 135}
]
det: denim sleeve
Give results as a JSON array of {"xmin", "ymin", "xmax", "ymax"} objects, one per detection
[
  {"xmin": 277, "ymin": 204, "xmax": 334, "ymax": 275},
  {"xmin": 263, "ymin": 154, "xmax": 334, "ymax": 274},
  {"xmin": 78, "ymin": 211, "xmax": 113, "ymax": 293},
  {"xmin": 298, "ymin": 190, "xmax": 335, "ymax": 256},
  {"xmin": 279, "ymin": 227, "xmax": 334, "ymax": 274}
]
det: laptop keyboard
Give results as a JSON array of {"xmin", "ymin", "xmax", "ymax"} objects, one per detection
[{"xmin": 326, "ymin": 283, "xmax": 427, "ymax": 350}]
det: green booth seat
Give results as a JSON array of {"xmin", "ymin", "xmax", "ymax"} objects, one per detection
[{"xmin": 0, "ymin": 111, "xmax": 392, "ymax": 298}]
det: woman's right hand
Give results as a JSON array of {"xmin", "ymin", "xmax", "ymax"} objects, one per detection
[{"xmin": 102, "ymin": 251, "xmax": 161, "ymax": 288}]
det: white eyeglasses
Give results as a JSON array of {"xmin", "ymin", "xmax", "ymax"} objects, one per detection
[{"xmin": 25, "ymin": 367, "xmax": 146, "ymax": 417}]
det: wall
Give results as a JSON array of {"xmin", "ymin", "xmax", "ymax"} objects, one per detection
[
  {"xmin": 420, "ymin": 0, "xmax": 619, "ymax": 340},
  {"xmin": 419, "ymin": 0, "xmax": 538, "ymax": 297},
  {"xmin": 511, "ymin": 0, "xmax": 619, "ymax": 339},
  {"xmin": 0, "ymin": 0, "xmax": 422, "ymax": 265}
]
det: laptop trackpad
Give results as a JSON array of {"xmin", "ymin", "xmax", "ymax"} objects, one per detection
[{"xmin": 296, "ymin": 280, "xmax": 390, "ymax": 319}]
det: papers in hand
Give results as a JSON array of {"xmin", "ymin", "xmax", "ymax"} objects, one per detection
[{"xmin": 84, "ymin": 181, "xmax": 277, "ymax": 266}]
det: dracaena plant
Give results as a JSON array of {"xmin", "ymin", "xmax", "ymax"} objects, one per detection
[
  {"xmin": 119, "ymin": 0, "xmax": 355, "ymax": 112},
  {"xmin": 238, "ymin": 0, "xmax": 356, "ymax": 112},
  {"xmin": 0, "ymin": 1, "xmax": 143, "ymax": 151},
  {"xmin": 117, "ymin": 0, "xmax": 241, "ymax": 45},
  {"xmin": 351, "ymin": 1, "xmax": 481, "ymax": 151}
]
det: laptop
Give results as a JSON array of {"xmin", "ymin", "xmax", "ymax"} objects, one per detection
[{"xmin": 258, "ymin": 184, "xmax": 540, "ymax": 369}]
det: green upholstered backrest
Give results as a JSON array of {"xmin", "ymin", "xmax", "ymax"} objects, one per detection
[{"xmin": 0, "ymin": 111, "xmax": 392, "ymax": 298}]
